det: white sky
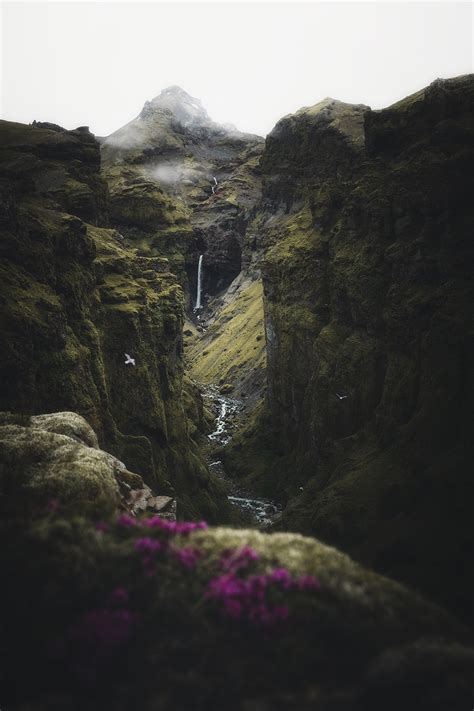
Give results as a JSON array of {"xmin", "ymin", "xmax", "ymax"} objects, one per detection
[{"xmin": 1, "ymin": 1, "xmax": 472, "ymax": 137}]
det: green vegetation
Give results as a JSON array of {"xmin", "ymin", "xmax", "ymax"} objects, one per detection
[
  {"xmin": 186, "ymin": 281, "xmax": 266, "ymax": 399},
  {"xmin": 2, "ymin": 509, "xmax": 470, "ymax": 710}
]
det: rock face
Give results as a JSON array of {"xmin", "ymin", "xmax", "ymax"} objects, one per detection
[
  {"xmin": 101, "ymin": 86, "xmax": 263, "ymax": 304},
  {"xmin": 234, "ymin": 76, "xmax": 474, "ymax": 621},
  {"xmin": 0, "ymin": 119, "xmax": 229, "ymax": 521}
]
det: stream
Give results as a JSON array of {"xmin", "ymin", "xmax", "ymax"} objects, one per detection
[{"xmin": 204, "ymin": 386, "xmax": 282, "ymax": 527}]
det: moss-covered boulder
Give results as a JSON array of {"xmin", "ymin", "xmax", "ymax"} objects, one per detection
[
  {"xmin": 0, "ymin": 420, "xmax": 120, "ymax": 514},
  {"xmin": 1, "ymin": 514, "xmax": 472, "ymax": 710},
  {"xmin": 0, "ymin": 411, "xmax": 180, "ymax": 517}
]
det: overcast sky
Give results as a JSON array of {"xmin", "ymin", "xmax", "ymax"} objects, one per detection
[{"xmin": 1, "ymin": 1, "xmax": 472, "ymax": 137}]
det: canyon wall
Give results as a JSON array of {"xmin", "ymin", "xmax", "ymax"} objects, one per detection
[
  {"xmin": 243, "ymin": 76, "xmax": 474, "ymax": 619},
  {"xmin": 0, "ymin": 119, "xmax": 229, "ymax": 520}
]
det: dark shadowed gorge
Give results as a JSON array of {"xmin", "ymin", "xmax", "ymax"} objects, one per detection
[{"xmin": 1, "ymin": 78, "xmax": 473, "ymax": 710}]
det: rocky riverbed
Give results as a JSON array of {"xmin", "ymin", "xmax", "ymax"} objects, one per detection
[{"xmin": 203, "ymin": 386, "xmax": 282, "ymax": 527}]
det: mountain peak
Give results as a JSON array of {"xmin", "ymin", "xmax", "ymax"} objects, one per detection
[{"xmin": 139, "ymin": 86, "xmax": 211, "ymax": 127}]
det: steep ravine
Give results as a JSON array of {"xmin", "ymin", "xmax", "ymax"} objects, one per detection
[{"xmin": 1, "ymin": 79, "xmax": 474, "ymax": 710}]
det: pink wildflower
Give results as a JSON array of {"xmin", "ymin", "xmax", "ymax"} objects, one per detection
[
  {"xmin": 220, "ymin": 546, "xmax": 260, "ymax": 573},
  {"xmin": 172, "ymin": 546, "xmax": 203, "ymax": 569},
  {"xmin": 134, "ymin": 537, "xmax": 164, "ymax": 554},
  {"xmin": 144, "ymin": 518, "xmax": 208, "ymax": 535},
  {"xmin": 116, "ymin": 513, "xmax": 136, "ymax": 528},
  {"xmin": 269, "ymin": 567, "xmax": 293, "ymax": 589},
  {"xmin": 71, "ymin": 608, "xmax": 138, "ymax": 648},
  {"xmin": 109, "ymin": 587, "xmax": 129, "ymax": 606}
]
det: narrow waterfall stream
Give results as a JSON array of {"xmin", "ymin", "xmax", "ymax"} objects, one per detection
[
  {"xmin": 204, "ymin": 386, "xmax": 282, "ymax": 527},
  {"xmin": 194, "ymin": 254, "xmax": 203, "ymax": 311}
]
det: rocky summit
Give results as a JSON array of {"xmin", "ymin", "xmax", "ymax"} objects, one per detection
[{"xmin": 0, "ymin": 76, "xmax": 473, "ymax": 710}]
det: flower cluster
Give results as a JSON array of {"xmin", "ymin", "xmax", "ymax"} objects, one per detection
[
  {"xmin": 112, "ymin": 513, "xmax": 208, "ymax": 536},
  {"xmin": 171, "ymin": 545, "xmax": 203, "ymax": 569},
  {"xmin": 90, "ymin": 516, "xmax": 321, "ymax": 630},
  {"xmin": 205, "ymin": 548, "xmax": 321, "ymax": 626},
  {"xmin": 70, "ymin": 586, "xmax": 138, "ymax": 651},
  {"xmin": 219, "ymin": 545, "xmax": 260, "ymax": 573},
  {"xmin": 134, "ymin": 536, "xmax": 166, "ymax": 577},
  {"xmin": 144, "ymin": 517, "xmax": 208, "ymax": 536}
]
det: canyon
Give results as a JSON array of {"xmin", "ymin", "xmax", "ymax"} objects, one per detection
[{"xmin": 0, "ymin": 77, "xmax": 473, "ymax": 709}]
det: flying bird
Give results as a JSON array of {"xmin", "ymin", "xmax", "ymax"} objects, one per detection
[
  {"xmin": 124, "ymin": 353, "xmax": 136, "ymax": 366},
  {"xmin": 336, "ymin": 393, "xmax": 348, "ymax": 400}
]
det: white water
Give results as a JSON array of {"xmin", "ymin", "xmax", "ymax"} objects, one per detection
[
  {"xmin": 208, "ymin": 399, "xmax": 227, "ymax": 441},
  {"xmin": 204, "ymin": 386, "xmax": 282, "ymax": 527},
  {"xmin": 195, "ymin": 254, "xmax": 203, "ymax": 310},
  {"xmin": 211, "ymin": 176, "xmax": 218, "ymax": 194}
]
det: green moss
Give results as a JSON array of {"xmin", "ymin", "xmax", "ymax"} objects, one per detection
[
  {"xmin": 0, "ymin": 512, "xmax": 467, "ymax": 710},
  {"xmin": 186, "ymin": 281, "xmax": 266, "ymax": 399},
  {"xmin": 0, "ymin": 423, "xmax": 120, "ymax": 514}
]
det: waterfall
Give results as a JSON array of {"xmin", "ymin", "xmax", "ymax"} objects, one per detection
[{"xmin": 195, "ymin": 254, "xmax": 203, "ymax": 310}]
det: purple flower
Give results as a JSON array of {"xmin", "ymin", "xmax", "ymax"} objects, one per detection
[
  {"xmin": 116, "ymin": 513, "xmax": 136, "ymax": 528},
  {"xmin": 134, "ymin": 537, "xmax": 164, "ymax": 554},
  {"xmin": 144, "ymin": 518, "xmax": 208, "ymax": 535},
  {"xmin": 204, "ymin": 562, "xmax": 321, "ymax": 626},
  {"xmin": 269, "ymin": 567, "xmax": 292, "ymax": 589},
  {"xmin": 220, "ymin": 546, "xmax": 260, "ymax": 573},
  {"xmin": 71, "ymin": 608, "xmax": 138, "ymax": 648},
  {"xmin": 109, "ymin": 587, "xmax": 129, "ymax": 606},
  {"xmin": 223, "ymin": 599, "xmax": 243, "ymax": 619},
  {"xmin": 172, "ymin": 546, "xmax": 203, "ymax": 569}
]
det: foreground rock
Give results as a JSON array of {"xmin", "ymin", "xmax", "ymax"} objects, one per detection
[
  {"xmin": 0, "ymin": 411, "xmax": 175, "ymax": 517},
  {"xmin": 1, "ymin": 516, "xmax": 472, "ymax": 710}
]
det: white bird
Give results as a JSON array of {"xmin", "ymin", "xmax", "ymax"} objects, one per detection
[
  {"xmin": 124, "ymin": 353, "xmax": 136, "ymax": 366},
  {"xmin": 336, "ymin": 393, "xmax": 348, "ymax": 400}
]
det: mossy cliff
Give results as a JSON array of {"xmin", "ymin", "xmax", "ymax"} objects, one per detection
[
  {"xmin": 0, "ymin": 119, "xmax": 229, "ymax": 520},
  {"xmin": 226, "ymin": 76, "xmax": 474, "ymax": 620},
  {"xmin": 1, "ymin": 509, "xmax": 473, "ymax": 710},
  {"xmin": 101, "ymin": 86, "xmax": 263, "ymax": 304}
]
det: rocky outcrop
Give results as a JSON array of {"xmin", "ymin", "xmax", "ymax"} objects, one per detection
[
  {"xmin": 1, "ymin": 512, "xmax": 472, "ymax": 710},
  {"xmin": 101, "ymin": 86, "xmax": 264, "ymax": 304},
  {"xmin": 0, "ymin": 119, "xmax": 230, "ymax": 521},
  {"xmin": 230, "ymin": 76, "xmax": 474, "ymax": 621},
  {"xmin": 0, "ymin": 410, "xmax": 178, "ymax": 517}
]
